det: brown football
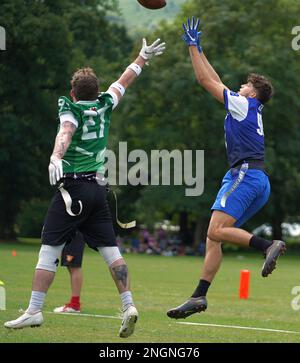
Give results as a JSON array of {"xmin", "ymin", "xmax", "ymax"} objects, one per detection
[{"xmin": 137, "ymin": 0, "xmax": 167, "ymax": 10}]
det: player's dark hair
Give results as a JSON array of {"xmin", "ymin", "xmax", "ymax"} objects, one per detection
[
  {"xmin": 71, "ymin": 67, "xmax": 99, "ymax": 101},
  {"xmin": 247, "ymin": 73, "xmax": 274, "ymax": 104}
]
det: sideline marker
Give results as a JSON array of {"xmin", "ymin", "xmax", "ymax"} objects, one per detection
[{"xmin": 239, "ymin": 270, "xmax": 250, "ymax": 299}]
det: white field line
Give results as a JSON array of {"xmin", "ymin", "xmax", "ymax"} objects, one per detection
[
  {"xmin": 176, "ymin": 321, "xmax": 300, "ymax": 335},
  {"xmin": 46, "ymin": 311, "xmax": 122, "ymax": 320},
  {"xmin": 45, "ymin": 311, "xmax": 299, "ymax": 335}
]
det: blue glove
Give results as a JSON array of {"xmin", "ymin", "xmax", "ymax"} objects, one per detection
[{"xmin": 182, "ymin": 16, "xmax": 202, "ymax": 53}]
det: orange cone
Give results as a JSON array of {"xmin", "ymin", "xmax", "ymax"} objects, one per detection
[
  {"xmin": 12, "ymin": 250, "xmax": 17, "ymax": 257},
  {"xmin": 239, "ymin": 270, "xmax": 250, "ymax": 299}
]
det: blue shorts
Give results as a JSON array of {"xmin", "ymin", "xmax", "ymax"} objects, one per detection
[{"xmin": 211, "ymin": 168, "xmax": 270, "ymax": 227}]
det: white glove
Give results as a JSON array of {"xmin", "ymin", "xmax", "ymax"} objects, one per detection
[
  {"xmin": 139, "ymin": 38, "xmax": 166, "ymax": 60},
  {"xmin": 48, "ymin": 155, "xmax": 63, "ymax": 186}
]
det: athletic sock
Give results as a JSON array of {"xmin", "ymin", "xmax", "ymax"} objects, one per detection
[
  {"xmin": 27, "ymin": 291, "xmax": 46, "ymax": 314},
  {"xmin": 191, "ymin": 279, "xmax": 211, "ymax": 298},
  {"xmin": 69, "ymin": 296, "xmax": 80, "ymax": 309},
  {"xmin": 249, "ymin": 235, "xmax": 273, "ymax": 253},
  {"xmin": 120, "ymin": 291, "xmax": 134, "ymax": 311}
]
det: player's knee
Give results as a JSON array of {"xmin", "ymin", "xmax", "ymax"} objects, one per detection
[
  {"xmin": 207, "ymin": 226, "xmax": 222, "ymax": 242},
  {"xmin": 36, "ymin": 244, "xmax": 65, "ymax": 272},
  {"xmin": 97, "ymin": 246, "xmax": 123, "ymax": 266}
]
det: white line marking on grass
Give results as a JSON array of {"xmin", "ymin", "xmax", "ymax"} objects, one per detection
[
  {"xmin": 46, "ymin": 311, "xmax": 122, "ymax": 320},
  {"xmin": 176, "ymin": 322, "xmax": 300, "ymax": 335}
]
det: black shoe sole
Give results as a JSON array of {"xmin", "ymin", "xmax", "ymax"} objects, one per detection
[
  {"xmin": 119, "ymin": 315, "xmax": 138, "ymax": 338},
  {"xmin": 262, "ymin": 242, "xmax": 286, "ymax": 277},
  {"xmin": 167, "ymin": 304, "xmax": 207, "ymax": 319}
]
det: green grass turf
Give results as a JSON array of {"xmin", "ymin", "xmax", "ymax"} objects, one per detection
[{"xmin": 0, "ymin": 240, "xmax": 299, "ymax": 343}]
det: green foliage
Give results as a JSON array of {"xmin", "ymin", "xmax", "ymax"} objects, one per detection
[
  {"xmin": 16, "ymin": 199, "xmax": 49, "ymax": 238},
  {"xmin": 1, "ymin": 0, "xmax": 299, "ymax": 242},
  {"xmin": 115, "ymin": 0, "xmax": 300, "ymax": 241},
  {"xmin": 0, "ymin": 0, "xmax": 132, "ymax": 238}
]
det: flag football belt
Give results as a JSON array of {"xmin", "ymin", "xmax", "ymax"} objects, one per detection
[
  {"xmin": 62, "ymin": 172, "xmax": 102, "ymax": 182},
  {"xmin": 221, "ymin": 160, "xmax": 266, "ymax": 208},
  {"xmin": 58, "ymin": 173, "xmax": 136, "ymax": 229},
  {"xmin": 231, "ymin": 160, "xmax": 265, "ymax": 174},
  {"xmin": 221, "ymin": 163, "xmax": 249, "ymax": 208}
]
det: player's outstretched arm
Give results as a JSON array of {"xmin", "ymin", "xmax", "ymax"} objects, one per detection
[
  {"xmin": 200, "ymin": 52, "xmax": 222, "ymax": 84},
  {"xmin": 107, "ymin": 38, "xmax": 166, "ymax": 106},
  {"xmin": 183, "ymin": 17, "xmax": 227, "ymax": 103},
  {"xmin": 48, "ymin": 121, "xmax": 76, "ymax": 185},
  {"xmin": 189, "ymin": 46, "xmax": 226, "ymax": 103}
]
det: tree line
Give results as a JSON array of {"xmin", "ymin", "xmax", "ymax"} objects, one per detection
[{"xmin": 1, "ymin": 0, "xmax": 299, "ymax": 245}]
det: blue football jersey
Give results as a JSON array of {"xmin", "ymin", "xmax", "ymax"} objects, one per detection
[{"xmin": 223, "ymin": 89, "xmax": 265, "ymax": 168}]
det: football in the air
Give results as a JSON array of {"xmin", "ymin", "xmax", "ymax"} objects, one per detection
[{"xmin": 137, "ymin": 0, "xmax": 167, "ymax": 10}]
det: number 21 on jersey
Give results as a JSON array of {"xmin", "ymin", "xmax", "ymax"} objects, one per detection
[{"xmin": 81, "ymin": 106, "xmax": 109, "ymax": 140}]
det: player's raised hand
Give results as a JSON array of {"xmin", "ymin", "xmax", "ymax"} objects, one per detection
[
  {"xmin": 182, "ymin": 16, "xmax": 202, "ymax": 53},
  {"xmin": 48, "ymin": 155, "xmax": 63, "ymax": 186},
  {"xmin": 139, "ymin": 38, "xmax": 166, "ymax": 60}
]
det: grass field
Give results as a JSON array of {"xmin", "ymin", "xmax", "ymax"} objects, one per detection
[{"xmin": 0, "ymin": 241, "xmax": 299, "ymax": 343}]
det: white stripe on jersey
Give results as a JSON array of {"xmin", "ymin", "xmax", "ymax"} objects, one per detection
[
  {"xmin": 60, "ymin": 111, "xmax": 78, "ymax": 128},
  {"xmin": 226, "ymin": 90, "xmax": 249, "ymax": 122}
]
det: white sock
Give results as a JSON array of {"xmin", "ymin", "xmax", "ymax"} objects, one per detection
[
  {"xmin": 27, "ymin": 291, "xmax": 46, "ymax": 314},
  {"xmin": 120, "ymin": 291, "xmax": 134, "ymax": 311}
]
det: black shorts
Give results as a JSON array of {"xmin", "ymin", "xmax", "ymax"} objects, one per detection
[
  {"xmin": 42, "ymin": 179, "xmax": 116, "ymax": 250},
  {"xmin": 61, "ymin": 231, "xmax": 85, "ymax": 268}
]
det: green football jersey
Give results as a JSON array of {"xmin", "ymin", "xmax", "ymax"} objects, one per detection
[{"xmin": 57, "ymin": 94, "xmax": 114, "ymax": 173}]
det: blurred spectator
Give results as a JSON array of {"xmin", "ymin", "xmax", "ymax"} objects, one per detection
[
  {"xmin": 139, "ymin": 227, "xmax": 150, "ymax": 253},
  {"xmin": 116, "ymin": 235, "xmax": 125, "ymax": 253},
  {"xmin": 130, "ymin": 234, "xmax": 140, "ymax": 253},
  {"xmin": 121, "ymin": 225, "xmax": 201, "ymax": 257},
  {"xmin": 177, "ymin": 244, "xmax": 186, "ymax": 256},
  {"xmin": 146, "ymin": 235, "xmax": 161, "ymax": 255},
  {"xmin": 156, "ymin": 227, "xmax": 168, "ymax": 250},
  {"xmin": 197, "ymin": 241, "xmax": 206, "ymax": 256}
]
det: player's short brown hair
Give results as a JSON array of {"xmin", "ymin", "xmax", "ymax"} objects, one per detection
[
  {"xmin": 247, "ymin": 73, "xmax": 274, "ymax": 104},
  {"xmin": 71, "ymin": 67, "xmax": 99, "ymax": 101}
]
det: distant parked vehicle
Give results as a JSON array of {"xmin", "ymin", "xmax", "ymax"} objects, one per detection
[{"xmin": 252, "ymin": 223, "xmax": 300, "ymax": 238}]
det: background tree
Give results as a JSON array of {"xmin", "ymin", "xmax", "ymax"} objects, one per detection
[
  {"xmin": 0, "ymin": 0, "xmax": 132, "ymax": 239},
  {"xmin": 1, "ymin": 0, "xmax": 299, "ymax": 244},
  {"xmin": 115, "ymin": 0, "xmax": 300, "ymax": 245}
]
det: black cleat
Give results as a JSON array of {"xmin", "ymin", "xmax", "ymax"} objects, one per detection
[
  {"xmin": 262, "ymin": 240, "xmax": 286, "ymax": 277},
  {"xmin": 167, "ymin": 296, "xmax": 207, "ymax": 319}
]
